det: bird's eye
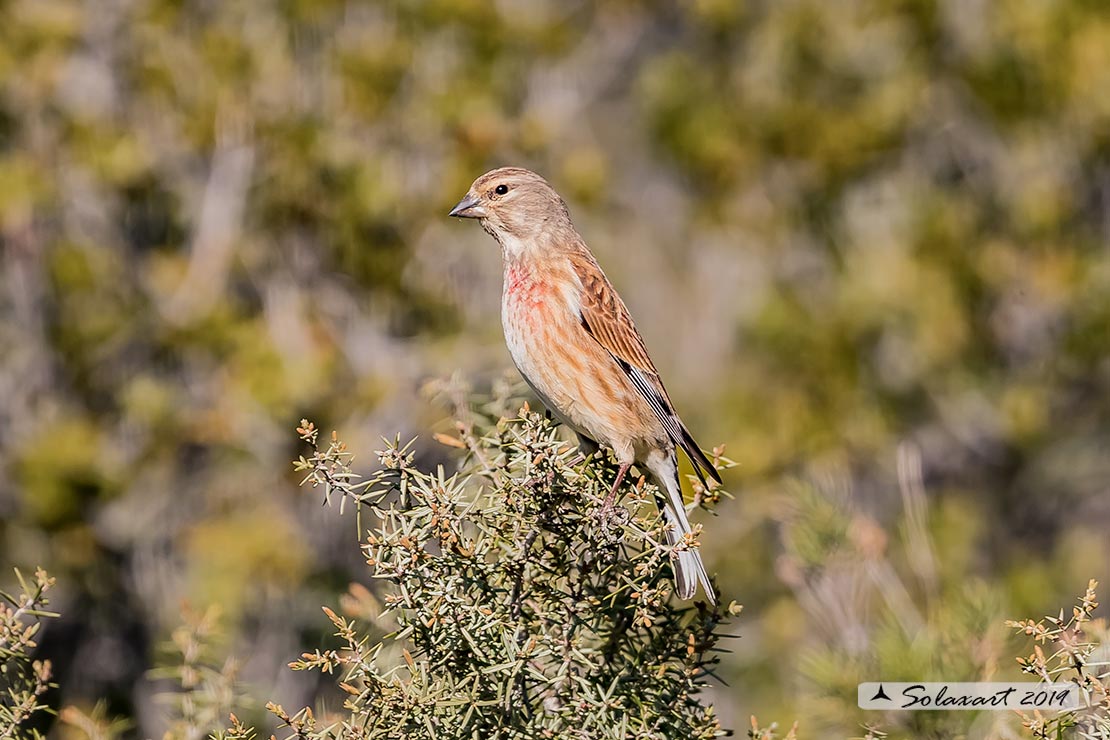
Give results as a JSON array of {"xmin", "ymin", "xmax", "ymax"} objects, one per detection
[{"xmin": 494, "ymin": 184, "xmax": 509, "ymax": 195}]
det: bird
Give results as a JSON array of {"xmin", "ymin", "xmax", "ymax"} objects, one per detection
[{"xmin": 448, "ymin": 167, "xmax": 721, "ymax": 604}]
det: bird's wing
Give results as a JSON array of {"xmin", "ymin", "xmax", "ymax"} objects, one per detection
[{"xmin": 569, "ymin": 251, "xmax": 722, "ymax": 485}]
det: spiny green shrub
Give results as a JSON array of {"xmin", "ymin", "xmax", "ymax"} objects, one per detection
[
  {"xmin": 278, "ymin": 381, "xmax": 738, "ymax": 739},
  {"xmin": 1008, "ymin": 579, "xmax": 1109, "ymax": 739},
  {"xmin": 0, "ymin": 568, "xmax": 58, "ymax": 740}
]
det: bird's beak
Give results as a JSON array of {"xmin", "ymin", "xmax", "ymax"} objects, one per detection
[{"xmin": 448, "ymin": 193, "xmax": 486, "ymax": 219}]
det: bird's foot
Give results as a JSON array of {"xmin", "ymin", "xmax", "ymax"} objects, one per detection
[
  {"xmin": 598, "ymin": 498, "xmax": 615, "ymax": 522},
  {"xmin": 592, "ymin": 460, "xmax": 632, "ymax": 529},
  {"xmin": 591, "ymin": 500, "xmax": 629, "ymax": 535}
]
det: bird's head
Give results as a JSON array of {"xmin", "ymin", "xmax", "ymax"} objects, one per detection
[{"xmin": 448, "ymin": 167, "xmax": 573, "ymax": 250}]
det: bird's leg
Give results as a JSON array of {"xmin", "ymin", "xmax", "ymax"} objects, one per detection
[{"xmin": 600, "ymin": 461, "xmax": 631, "ymax": 517}]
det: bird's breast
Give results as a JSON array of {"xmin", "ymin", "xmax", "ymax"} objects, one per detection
[
  {"xmin": 502, "ymin": 263, "xmax": 574, "ymax": 368},
  {"xmin": 502, "ymin": 261, "xmax": 580, "ymax": 332},
  {"xmin": 499, "ymin": 259, "xmax": 658, "ymax": 456},
  {"xmin": 503, "ymin": 262, "xmax": 544, "ymax": 311},
  {"xmin": 501, "ymin": 261, "xmax": 587, "ymax": 414}
]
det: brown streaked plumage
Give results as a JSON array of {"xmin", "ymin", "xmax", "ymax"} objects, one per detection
[{"xmin": 449, "ymin": 167, "xmax": 720, "ymax": 604}]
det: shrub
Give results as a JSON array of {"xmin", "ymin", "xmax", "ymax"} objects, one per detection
[
  {"xmin": 1008, "ymin": 580, "xmax": 1110, "ymax": 738},
  {"xmin": 0, "ymin": 568, "xmax": 58, "ymax": 740},
  {"xmin": 278, "ymin": 382, "xmax": 738, "ymax": 739}
]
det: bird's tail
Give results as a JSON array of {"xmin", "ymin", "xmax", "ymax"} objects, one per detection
[{"xmin": 647, "ymin": 453, "xmax": 716, "ymax": 605}]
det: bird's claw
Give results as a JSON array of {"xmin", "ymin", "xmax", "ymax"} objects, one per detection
[{"xmin": 593, "ymin": 501, "xmax": 629, "ymax": 531}]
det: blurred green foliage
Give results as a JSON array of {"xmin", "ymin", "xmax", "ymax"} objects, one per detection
[{"xmin": 0, "ymin": 0, "xmax": 1108, "ymax": 736}]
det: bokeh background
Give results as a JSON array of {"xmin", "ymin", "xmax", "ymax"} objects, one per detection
[{"xmin": 2, "ymin": 0, "xmax": 1109, "ymax": 736}]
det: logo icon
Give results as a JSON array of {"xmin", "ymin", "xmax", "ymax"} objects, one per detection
[{"xmin": 870, "ymin": 684, "xmax": 892, "ymax": 702}]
